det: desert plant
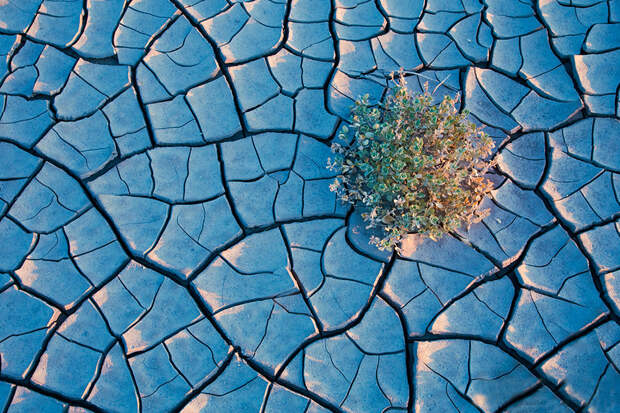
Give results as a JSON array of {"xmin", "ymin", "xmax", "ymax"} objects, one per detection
[{"xmin": 328, "ymin": 73, "xmax": 496, "ymax": 251}]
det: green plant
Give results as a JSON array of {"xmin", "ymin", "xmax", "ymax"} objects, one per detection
[{"xmin": 328, "ymin": 73, "xmax": 496, "ymax": 251}]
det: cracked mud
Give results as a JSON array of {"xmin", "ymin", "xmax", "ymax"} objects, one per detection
[{"xmin": 0, "ymin": 0, "xmax": 619, "ymax": 412}]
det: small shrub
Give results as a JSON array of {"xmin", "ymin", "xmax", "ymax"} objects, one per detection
[{"xmin": 328, "ymin": 73, "xmax": 496, "ymax": 251}]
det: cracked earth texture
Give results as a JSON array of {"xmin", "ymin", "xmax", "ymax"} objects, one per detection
[{"xmin": 0, "ymin": 0, "xmax": 619, "ymax": 412}]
